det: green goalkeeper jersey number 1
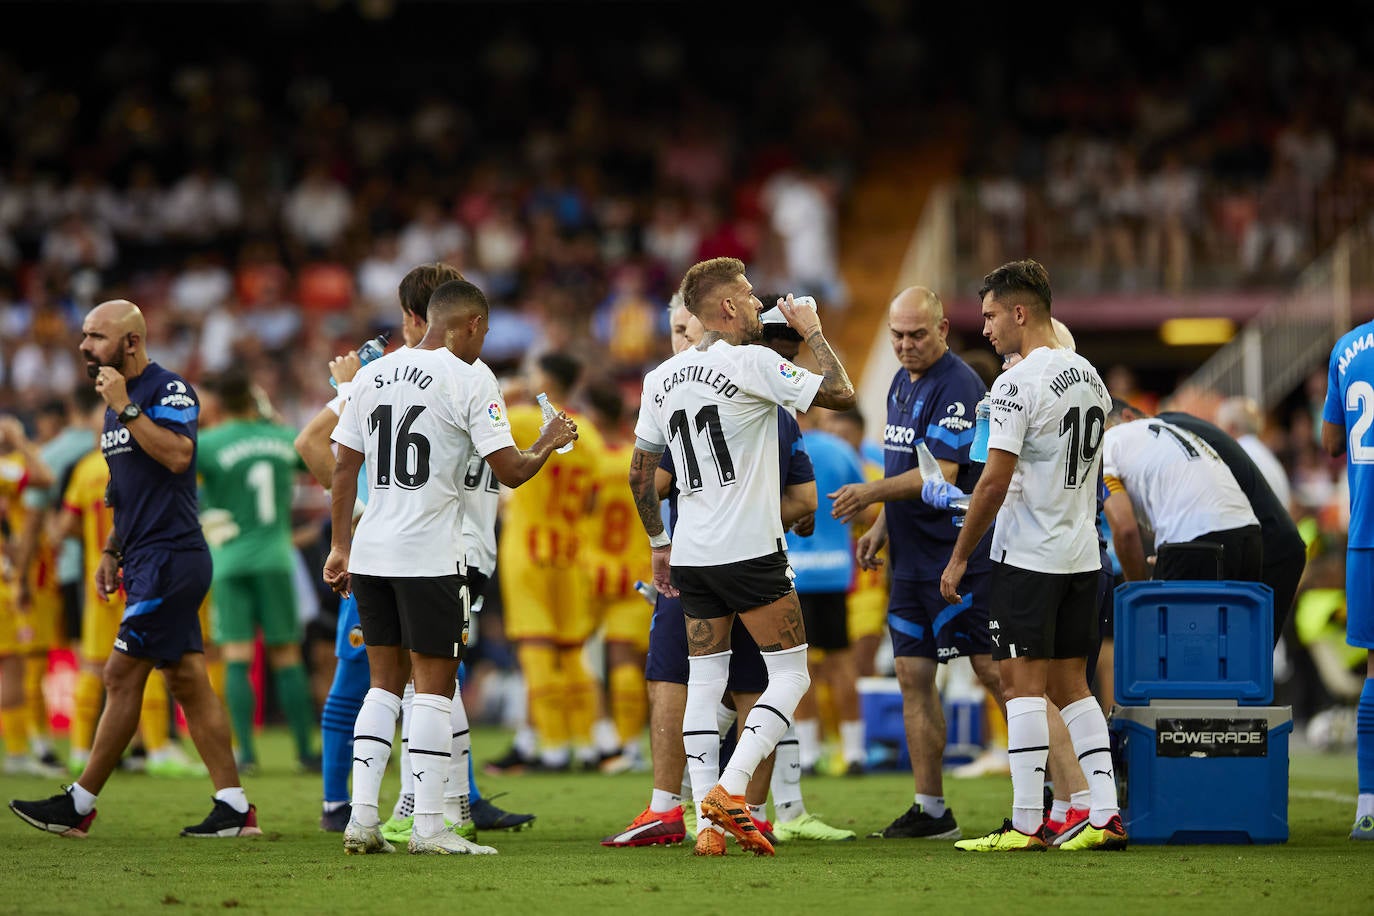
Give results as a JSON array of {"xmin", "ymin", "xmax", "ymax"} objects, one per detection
[{"xmin": 197, "ymin": 418, "xmax": 306, "ymax": 576}]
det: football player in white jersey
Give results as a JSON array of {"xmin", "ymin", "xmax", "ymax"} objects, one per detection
[
  {"xmin": 325, "ymin": 279, "xmax": 576, "ymax": 856},
  {"xmin": 940, "ymin": 259, "xmax": 1127, "ymax": 852},
  {"xmin": 628, "ymin": 257, "xmax": 856, "ymax": 856},
  {"xmin": 1101, "ymin": 402, "xmax": 1261, "ymax": 582}
]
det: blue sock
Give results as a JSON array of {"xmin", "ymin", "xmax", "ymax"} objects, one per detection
[
  {"xmin": 321, "ymin": 654, "xmax": 370, "ymax": 803},
  {"xmin": 1359, "ymin": 678, "xmax": 1374, "ymax": 796}
]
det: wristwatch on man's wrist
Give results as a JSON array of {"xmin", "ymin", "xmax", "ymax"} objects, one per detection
[{"xmin": 116, "ymin": 402, "xmax": 142, "ymax": 425}]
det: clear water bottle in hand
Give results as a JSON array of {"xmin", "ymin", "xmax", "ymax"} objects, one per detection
[
  {"xmin": 537, "ymin": 392, "xmax": 574, "ymax": 454},
  {"xmin": 969, "ymin": 394, "xmax": 991, "ymax": 463},
  {"xmin": 329, "ymin": 332, "xmax": 389, "ymax": 389}
]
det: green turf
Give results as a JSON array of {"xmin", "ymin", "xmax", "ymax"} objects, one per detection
[{"xmin": 1, "ymin": 727, "xmax": 1367, "ymax": 916}]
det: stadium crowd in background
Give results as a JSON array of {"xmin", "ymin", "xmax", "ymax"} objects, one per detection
[{"xmin": 0, "ymin": 1, "xmax": 1371, "ymax": 850}]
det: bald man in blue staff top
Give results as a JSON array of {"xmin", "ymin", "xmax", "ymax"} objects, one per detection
[
  {"xmin": 10, "ymin": 299, "xmax": 258, "ymax": 839},
  {"xmin": 628, "ymin": 257, "xmax": 856, "ymax": 857}
]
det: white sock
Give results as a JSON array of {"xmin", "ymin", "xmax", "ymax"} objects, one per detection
[
  {"xmin": 680, "ymin": 765, "xmax": 693, "ymax": 803},
  {"xmin": 795, "ymin": 718, "xmax": 822, "ymax": 770},
  {"xmin": 1049, "ymin": 799, "xmax": 1070, "ymax": 823},
  {"xmin": 444, "ymin": 680, "xmax": 472, "ymax": 825},
  {"xmin": 593, "ymin": 717, "xmax": 621, "ymax": 756},
  {"xmin": 683, "ymin": 651, "xmax": 731, "ymax": 822},
  {"xmin": 514, "ymin": 725, "xmax": 538, "ymax": 759},
  {"xmin": 1359, "ymin": 794, "xmax": 1374, "ymax": 819},
  {"xmin": 720, "ymin": 645, "xmax": 811, "ymax": 797},
  {"xmin": 541, "ymin": 746, "xmax": 570, "ymax": 768},
  {"xmin": 1070, "ymin": 789, "xmax": 1091, "ymax": 812},
  {"xmin": 650, "ymin": 788, "xmax": 682, "ymax": 813},
  {"xmin": 409, "ymin": 693, "xmax": 452, "ymax": 838},
  {"xmin": 715, "ymin": 700, "xmax": 738, "ymax": 738},
  {"xmin": 840, "ymin": 719, "xmax": 865, "ymax": 765},
  {"xmin": 1006, "ymin": 696, "xmax": 1049, "ymax": 834},
  {"xmin": 396, "ymin": 681, "xmax": 415, "ymax": 815},
  {"xmin": 1061, "ymin": 696, "xmax": 1119, "ymax": 825},
  {"xmin": 351, "ymin": 687, "xmax": 402, "ymax": 826},
  {"xmin": 770, "ymin": 726, "xmax": 806, "ymax": 822},
  {"xmin": 323, "ymin": 800, "xmax": 347, "ymax": 814},
  {"xmin": 69, "ymin": 782, "xmax": 97, "ymax": 816},
  {"xmin": 215, "ymin": 786, "xmax": 249, "ymax": 814},
  {"xmin": 748, "ymin": 803, "xmax": 766, "ymax": 823},
  {"xmin": 916, "ymin": 793, "xmax": 947, "ymax": 818}
]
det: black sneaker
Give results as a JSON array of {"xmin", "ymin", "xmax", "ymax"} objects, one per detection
[
  {"xmin": 181, "ymin": 799, "xmax": 263, "ymax": 838},
  {"xmin": 482, "ymin": 745, "xmax": 534, "ymax": 776},
  {"xmin": 869, "ymin": 804, "xmax": 961, "ymax": 840},
  {"xmin": 9, "ymin": 786, "xmax": 97, "ymax": 838},
  {"xmin": 471, "ymin": 795, "xmax": 535, "ymax": 831},
  {"xmin": 320, "ymin": 803, "xmax": 352, "ymax": 833}
]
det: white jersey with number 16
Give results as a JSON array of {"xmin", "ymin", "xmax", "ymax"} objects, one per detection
[
  {"xmin": 985, "ymin": 346, "xmax": 1110, "ymax": 575},
  {"xmin": 635, "ymin": 340, "xmax": 823, "ymax": 567},
  {"xmin": 333, "ymin": 347, "xmax": 516, "ymax": 578}
]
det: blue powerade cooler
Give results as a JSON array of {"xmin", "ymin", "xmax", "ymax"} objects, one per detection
[{"xmin": 1110, "ymin": 580, "xmax": 1290, "ymax": 844}]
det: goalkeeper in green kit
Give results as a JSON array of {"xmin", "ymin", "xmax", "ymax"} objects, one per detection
[{"xmin": 198, "ymin": 367, "xmax": 317, "ymax": 772}]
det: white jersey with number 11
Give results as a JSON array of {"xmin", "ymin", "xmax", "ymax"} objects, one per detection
[{"xmin": 634, "ymin": 340, "xmax": 822, "ymax": 567}]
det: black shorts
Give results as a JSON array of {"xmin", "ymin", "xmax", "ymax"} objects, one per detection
[
  {"xmin": 799, "ymin": 591, "xmax": 849, "ymax": 651},
  {"xmin": 351, "ymin": 573, "xmax": 470, "ymax": 660},
  {"xmin": 644, "ymin": 593, "xmax": 768, "ymax": 692},
  {"xmin": 672, "ymin": 551, "xmax": 794, "ymax": 620},
  {"xmin": 987, "ymin": 562, "xmax": 1099, "ymax": 661}
]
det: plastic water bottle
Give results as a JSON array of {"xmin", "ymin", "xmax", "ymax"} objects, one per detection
[
  {"xmin": 537, "ymin": 392, "xmax": 574, "ymax": 454},
  {"xmin": 917, "ymin": 440, "xmax": 970, "ymax": 528},
  {"xmin": 329, "ymin": 332, "xmax": 389, "ymax": 389},
  {"xmin": 634, "ymin": 580, "xmax": 658, "ymax": 605},
  {"xmin": 969, "ymin": 394, "xmax": 991, "ymax": 463}
]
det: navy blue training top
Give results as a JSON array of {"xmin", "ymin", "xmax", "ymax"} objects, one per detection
[{"xmin": 102, "ymin": 362, "xmax": 208, "ymax": 557}]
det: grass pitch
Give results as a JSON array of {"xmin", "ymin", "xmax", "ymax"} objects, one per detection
[{"xmin": 1, "ymin": 728, "xmax": 1367, "ymax": 916}]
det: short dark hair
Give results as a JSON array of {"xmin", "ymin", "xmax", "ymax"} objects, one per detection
[
  {"xmin": 210, "ymin": 366, "xmax": 256, "ymax": 413},
  {"xmin": 73, "ymin": 385, "xmax": 102, "ymax": 412},
  {"xmin": 398, "ymin": 263, "xmax": 466, "ymax": 322},
  {"xmin": 830, "ymin": 407, "xmax": 865, "ymax": 432},
  {"xmin": 978, "ymin": 259, "xmax": 1053, "ymax": 315},
  {"xmin": 37, "ymin": 397, "xmax": 68, "ymax": 420},
  {"xmin": 426, "ymin": 279, "xmax": 490, "ymax": 322},
  {"xmin": 1108, "ymin": 396, "xmax": 1148, "ymax": 423},
  {"xmin": 538, "ymin": 352, "xmax": 581, "ymax": 393},
  {"xmin": 585, "ymin": 381, "xmax": 624, "ymax": 426},
  {"xmin": 680, "ymin": 257, "xmax": 745, "ymax": 318},
  {"xmin": 762, "ymin": 323, "xmax": 803, "ymax": 344}
]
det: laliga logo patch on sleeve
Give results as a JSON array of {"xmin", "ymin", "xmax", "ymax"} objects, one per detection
[
  {"xmin": 486, "ymin": 400, "xmax": 509, "ymax": 430},
  {"xmin": 778, "ymin": 361, "xmax": 804, "ymax": 384}
]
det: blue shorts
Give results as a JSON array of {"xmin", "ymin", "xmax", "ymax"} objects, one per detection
[
  {"xmin": 644, "ymin": 593, "xmax": 768, "ymax": 693},
  {"xmin": 887, "ymin": 572, "xmax": 991, "ymax": 662},
  {"xmin": 334, "ymin": 594, "xmax": 367, "ymax": 662},
  {"xmin": 115, "ymin": 547, "xmax": 212, "ymax": 668},
  {"xmin": 1346, "ymin": 548, "xmax": 1374, "ymax": 649}
]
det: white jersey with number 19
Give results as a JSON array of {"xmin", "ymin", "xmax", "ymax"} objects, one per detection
[
  {"xmin": 333, "ymin": 347, "xmax": 516, "ymax": 578},
  {"xmin": 634, "ymin": 339, "xmax": 823, "ymax": 567},
  {"xmin": 985, "ymin": 346, "xmax": 1110, "ymax": 575}
]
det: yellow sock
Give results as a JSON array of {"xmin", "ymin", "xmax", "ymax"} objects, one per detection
[
  {"xmin": 608, "ymin": 662, "xmax": 647, "ymax": 745},
  {"xmin": 517, "ymin": 643, "xmax": 567, "ymax": 750},
  {"xmin": 140, "ymin": 673, "xmax": 170, "ymax": 754},
  {"xmin": 204, "ymin": 658, "xmax": 226, "ymax": 702},
  {"xmin": 0, "ymin": 706, "xmax": 29, "ymax": 757},
  {"xmin": 560, "ymin": 645, "xmax": 596, "ymax": 748},
  {"xmin": 24, "ymin": 654, "xmax": 49, "ymax": 744},
  {"xmin": 71, "ymin": 669, "xmax": 105, "ymax": 754},
  {"xmin": 986, "ymin": 694, "xmax": 1008, "ymax": 749}
]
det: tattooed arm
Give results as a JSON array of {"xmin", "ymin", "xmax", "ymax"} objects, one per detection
[
  {"xmin": 629, "ymin": 444, "xmax": 676, "ymax": 597},
  {"xmin": 777, "ymin": 294, "xmax": 855, "ymax": 410}
]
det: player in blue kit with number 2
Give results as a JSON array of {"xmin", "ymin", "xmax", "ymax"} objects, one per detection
[{"xmin": 1321, "ymin": 318, "xmax": 1374, "ymax": 840}]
